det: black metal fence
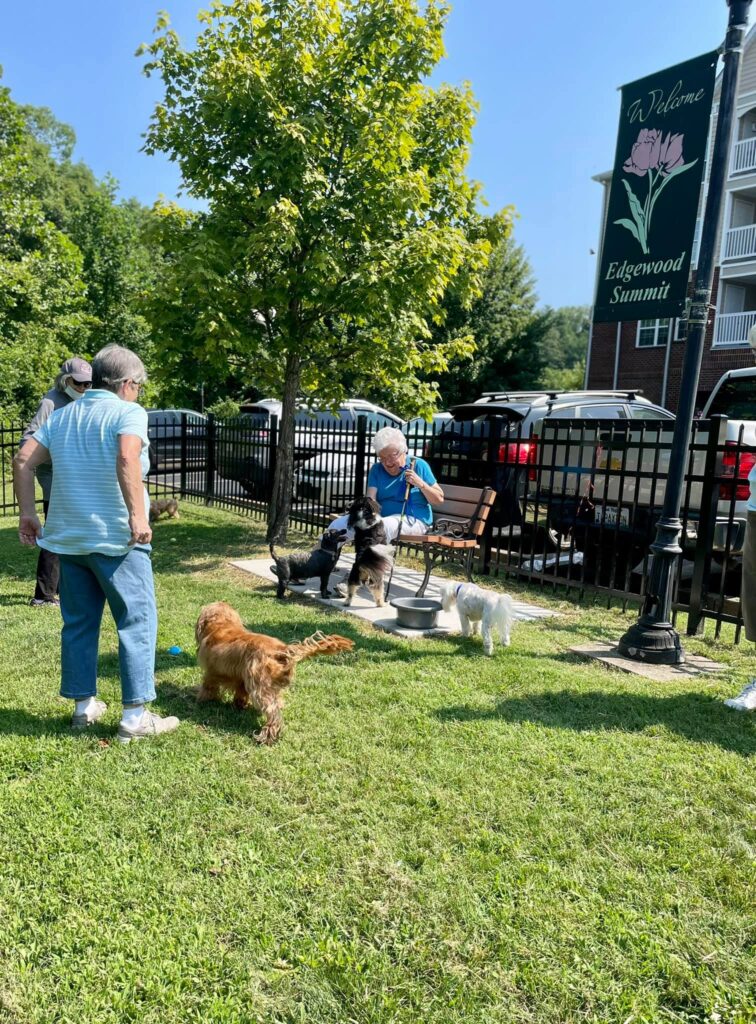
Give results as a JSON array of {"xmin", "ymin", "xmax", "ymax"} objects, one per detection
[{"xmin": 2, "ymin": 411, "xmax": 753, "ymax": 641}]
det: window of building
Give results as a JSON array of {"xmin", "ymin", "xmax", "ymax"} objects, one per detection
[{"xmin": 636, "ymin": 319, "xmax": 672, "ymax": 347}]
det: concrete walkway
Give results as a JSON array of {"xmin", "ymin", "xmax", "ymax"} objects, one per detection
[{"xmin": 231, "ymin": 553, "xmax": 556, "ymax": 639}]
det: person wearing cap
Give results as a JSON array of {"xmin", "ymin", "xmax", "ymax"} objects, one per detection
[
  {"xmin": 18, "ymin": 356, "xmax": 93, "ymax": 606},
  {"xmin": 13, "ymin": 344, "xmax": 180, "ymax": 743}
]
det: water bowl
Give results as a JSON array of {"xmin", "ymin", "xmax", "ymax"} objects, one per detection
[{"xmin": 390, "ymin": 597, "xmax": 443, "ymax": 630}]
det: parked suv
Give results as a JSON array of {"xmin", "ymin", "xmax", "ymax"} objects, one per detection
[
  {"xmin": 572, "ymin": 368, "xmax": 756, "ymax": 567},
  {"xmin": 425, "ymin": 390, "xmax": 674, "ymax": 535},
  {"xmin": 217, "ymin": 398, "xmax": 402, "ymax": 498}
]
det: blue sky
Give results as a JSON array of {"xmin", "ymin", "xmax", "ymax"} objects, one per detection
[{"xmin": 1, "ymin": 1, "xmax": 746, "ymax": 309}]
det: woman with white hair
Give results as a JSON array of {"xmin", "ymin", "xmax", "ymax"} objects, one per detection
[{"xmin": 331, "ymin": 425, "xmax": 444, "ymax": 542}]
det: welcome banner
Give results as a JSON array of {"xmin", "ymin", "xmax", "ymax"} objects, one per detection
[{"xmin": 594, "ymin": 50, "xmax": 718, "ymax": 323}]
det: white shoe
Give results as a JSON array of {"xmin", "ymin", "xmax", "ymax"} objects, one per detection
[
  {"xmin": 117, "ymin": 709, "xmax": 181, "ymax": 743},
  {"xmin": 71, "ymin": 699, "xmax": 108, "ymax": 730},
  {"xmin": 723, "ymin": 679, "xmax": 756, "ymax": 711}
]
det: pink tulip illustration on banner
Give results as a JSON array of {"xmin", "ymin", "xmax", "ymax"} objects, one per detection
[{"xmin": 615, "ymin": 128, "xmax": 696, "ymax": 254}]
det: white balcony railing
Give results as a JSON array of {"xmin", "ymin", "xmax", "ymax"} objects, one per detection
[
  {"xmin": 731, "ymin": 136, "xmax": 756, "ymax": 175},
  {"xmin": 723, "ymin": 222, "xmax": 756, "ymax": 260},
  {"xmin": 713, "ymin": 310, "xmax": 756, "ymax": 346}
]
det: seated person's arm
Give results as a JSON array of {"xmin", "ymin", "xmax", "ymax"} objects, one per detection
[
  {"xmin": 404, "ymin": 464, "xmax": 444, "ymax": 505},
  {"xmin": 421, "ymin": 480, "xmax": 444, "ymax": 505},
  {"xmin": 366, "ymin": 486, "xmax": 378, "ymax": 502}
]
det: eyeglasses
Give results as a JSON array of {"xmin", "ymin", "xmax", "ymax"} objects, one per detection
[
  {"xmin": 129, "ymin": 380, "xmax": 144, "ymax": 394},
  {"xmin": 377, "ymin": 448, "xmax": 405, "ymax": 464},
  {"xmin": 72, "ymin": 381, "xmax": 92, "ymax": 390}
]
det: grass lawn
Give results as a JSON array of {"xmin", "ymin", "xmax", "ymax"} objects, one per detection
[{"xmin": 0, "ymin": 502, "xmax": 754, "ymax": 1024}]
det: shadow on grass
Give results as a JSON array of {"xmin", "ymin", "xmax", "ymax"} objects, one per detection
[
  {"xmin": 150, "ymin": 518, "xmax": 268, "ymax": 576},
  {"xmin": 0, "ymin": 592, "xmax": 43, "ymax": 607},
  {"xmin": 0, "ymin": 708, "xmax": 73, "ymax": 738},
  {"xmin": 433, "ymin": 690, "xmax": 756, "ymax": 756}
]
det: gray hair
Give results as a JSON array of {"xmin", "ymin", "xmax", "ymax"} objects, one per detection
[
  {"xmin": 372, "ymin": 426, "xmax": 407, "ymax": 455},
  {"xmin": 92, "ymin": 344, "xmax": 148, "ymax": 392}
]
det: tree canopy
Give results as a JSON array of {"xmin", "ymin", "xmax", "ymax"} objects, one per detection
[
  {"xmin": 141, "ymin": 0, "xmax": 511, "ymax": 539},
  {"xmin": 0, "ymin": 75, "xmax": 164, "ymax": 421}
]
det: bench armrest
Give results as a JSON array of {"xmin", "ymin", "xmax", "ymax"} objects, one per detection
[{"xmin": 432, "ymin": 517, "xmax": 471, "ymax": 539}]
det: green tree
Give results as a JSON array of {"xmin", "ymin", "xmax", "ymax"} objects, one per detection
[
  {"xmin": 19, "ymin": 103, "xmax": 99, "ymax": 234},
  {"xmin": 433, "ymin": 234, "xmax": 542, "ymax": 405},
  {"xmin": 0, "ymin": 78, "xmax": 91, "ymax": 421},
  {"xmin": 140, "ymin": 0, "xmax": 509, "ymax": 540},
  {"xmin": 69, "ymin": 181, "xmax": 156, "ymax": 358},
  {"xmin": 535, "ymin": 304, "xmax": 590, "ymax": 384}
]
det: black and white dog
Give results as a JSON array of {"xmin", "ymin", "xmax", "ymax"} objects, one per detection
[
  {"xmin": 342, "ymin": 496, "xmax": 394, "ymax": 607},
  {"xmin": 270, "ymin": 528, "xmax": 347, "ymax": 599}
]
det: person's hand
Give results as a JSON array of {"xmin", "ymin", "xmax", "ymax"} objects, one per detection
[
  {"xmin": 128, "ymin": 513, "xmax": 152, "ymax": 546},
  {"xmin": 404, "ymin": 468, "xmax": 423, "ymax": 489},
  {"xmin": 18, "ymin": 513, "xmax": 42, "ymax": 547}
]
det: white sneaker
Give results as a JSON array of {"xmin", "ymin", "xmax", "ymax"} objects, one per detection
[
  {"xmin": 71, "ymin": 699, "xmax": 108, "ymax": 730},
  {"xmin": 723, "ymin": 679, "xmax": 756, "ymax": 712},
  {"xmin": 117, "ymin": 709, "xmax": 181, "ymax": 743}
]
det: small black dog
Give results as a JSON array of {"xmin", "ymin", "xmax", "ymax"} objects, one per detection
[
  {"xmin": 270, "ymin": 528, "xmax": 347, "ymax": 599},
  {"xmin": 343, "ymin": 496, "xmax": 393, "ymax": 607}
]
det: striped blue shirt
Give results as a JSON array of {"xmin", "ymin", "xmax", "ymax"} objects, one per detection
[{"xmin": 34, "ymin": 390, "xmax": 151, "ymax": 555}]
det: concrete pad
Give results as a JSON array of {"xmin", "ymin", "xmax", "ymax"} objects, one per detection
[
  {"xmin": 230, "ymin": 554, "xmax": 556, "ymax": 639},
  {"xmin": 571, "ymin": 642, "xmax": 726, "ymax": 681}
]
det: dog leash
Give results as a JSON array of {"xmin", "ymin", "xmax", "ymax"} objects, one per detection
[{"xmin": 384, "ymin": 457, "xmax": 416, "ymax": 601}]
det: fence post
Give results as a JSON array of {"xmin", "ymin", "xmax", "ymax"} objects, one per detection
[
  {"xmin": 687, "ymin": 415, "xmax": 727, "ymax": 636},
  {"xmin": 354, "ymin": 415, "xmax": 367, "ymax": 498},
  {"xmin": 267, "ymin": 415, "xmax": 279, "ymax": 503},
  {"xmin": 204, "ymin": 413, "xmax": 216, "ymax": 506},
  {"xmin": 480, "ymin": 418, "xmax": 503, "ymax": 574},
  {"xmin": 179, "ymin": 412, "xmax": 188, "ymax": 498}
]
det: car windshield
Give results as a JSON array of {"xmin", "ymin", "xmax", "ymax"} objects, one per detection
[{"xmin": 706, "ymin": 376, "xmax": 756, "ymax": 419}]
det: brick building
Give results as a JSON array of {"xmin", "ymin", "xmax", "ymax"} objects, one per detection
[{"xmin": 587, "ymin": 28, "xmax": 756, "ymax": 411}]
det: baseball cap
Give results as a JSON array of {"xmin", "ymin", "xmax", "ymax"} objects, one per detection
[{"xmin": 60, "ymin": 357, "xmax": 92, "ymax": 383}]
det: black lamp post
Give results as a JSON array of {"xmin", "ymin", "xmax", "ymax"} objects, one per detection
[{"xmin": 618, "ymin": 0, "xmax": 752, "ymax": 664}]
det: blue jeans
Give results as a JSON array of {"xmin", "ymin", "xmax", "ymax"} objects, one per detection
[{"xmin": 58, "ymin": 549, "xmax": 157, "ymax": 705}]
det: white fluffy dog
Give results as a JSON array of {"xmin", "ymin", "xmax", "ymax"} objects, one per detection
[{"xmin": 441, "ymin": 582, "xmax": 515, "ymax": 656}]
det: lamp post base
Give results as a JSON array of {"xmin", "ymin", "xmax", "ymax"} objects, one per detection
[{"xmin": 617, "ymin": 618, "xmax": 684, "ymax": 665}]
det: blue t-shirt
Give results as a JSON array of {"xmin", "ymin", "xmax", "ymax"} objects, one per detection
[
  {"xmin": 34, "ymin": 389, "xmax": 151, "ymax": 556},
  {"xmin": 367, "ymin": 456, "xmax": 437, "ymax": 525}
]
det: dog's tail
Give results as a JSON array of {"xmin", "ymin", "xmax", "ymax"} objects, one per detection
[
  {"xmin": 361, "ymin": 543, "xmax": 394, "ymax": 576},
  {"xmin": 493, "ymin": 594, "xmax": 514, "ymax": 645},
  {"xmin": 285, "ymin": 631, "xmax": 354, "ymax": 663},
  {"xmin": 268, "ymin": 542, "xmax": 283, "ymax": 578}
]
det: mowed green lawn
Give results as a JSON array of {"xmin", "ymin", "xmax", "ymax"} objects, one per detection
[{"xmin": 0, "ymin": 503, "xmax": 753, "ymax": 1024}]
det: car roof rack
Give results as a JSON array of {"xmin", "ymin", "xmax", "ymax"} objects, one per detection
[{"xmin": 479, "ymin": 389, "xmax": 644, "ymax": 402}]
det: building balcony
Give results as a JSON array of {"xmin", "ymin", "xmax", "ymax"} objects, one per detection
[
  {"xmin": 713, "ymin": 310, "xmax": 756, "ymax": 346},
  {"xmin": 731, "ymin": 136, "xmax": 756, "ymax": 176},
  {"xmin": 723, "ymin": 222, "xmax": 756, "ymax": 261}
]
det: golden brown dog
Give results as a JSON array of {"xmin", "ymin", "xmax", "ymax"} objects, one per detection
[
  {"xmin": 195, "ymin": 601, "xmax": 354, "ymax": 744},
  {"xmin": 149, "ymin": 498, "xmax": 179, "ymax": 522}
]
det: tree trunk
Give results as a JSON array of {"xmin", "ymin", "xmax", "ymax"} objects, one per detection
[{"xmin": 266, "ymin": 352, "xmax": 302, "ymax": 545}]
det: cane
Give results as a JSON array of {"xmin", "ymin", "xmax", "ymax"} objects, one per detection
[{"xmin": 384, "ymin": 457, "xmax": 416, "ymax": 601}]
